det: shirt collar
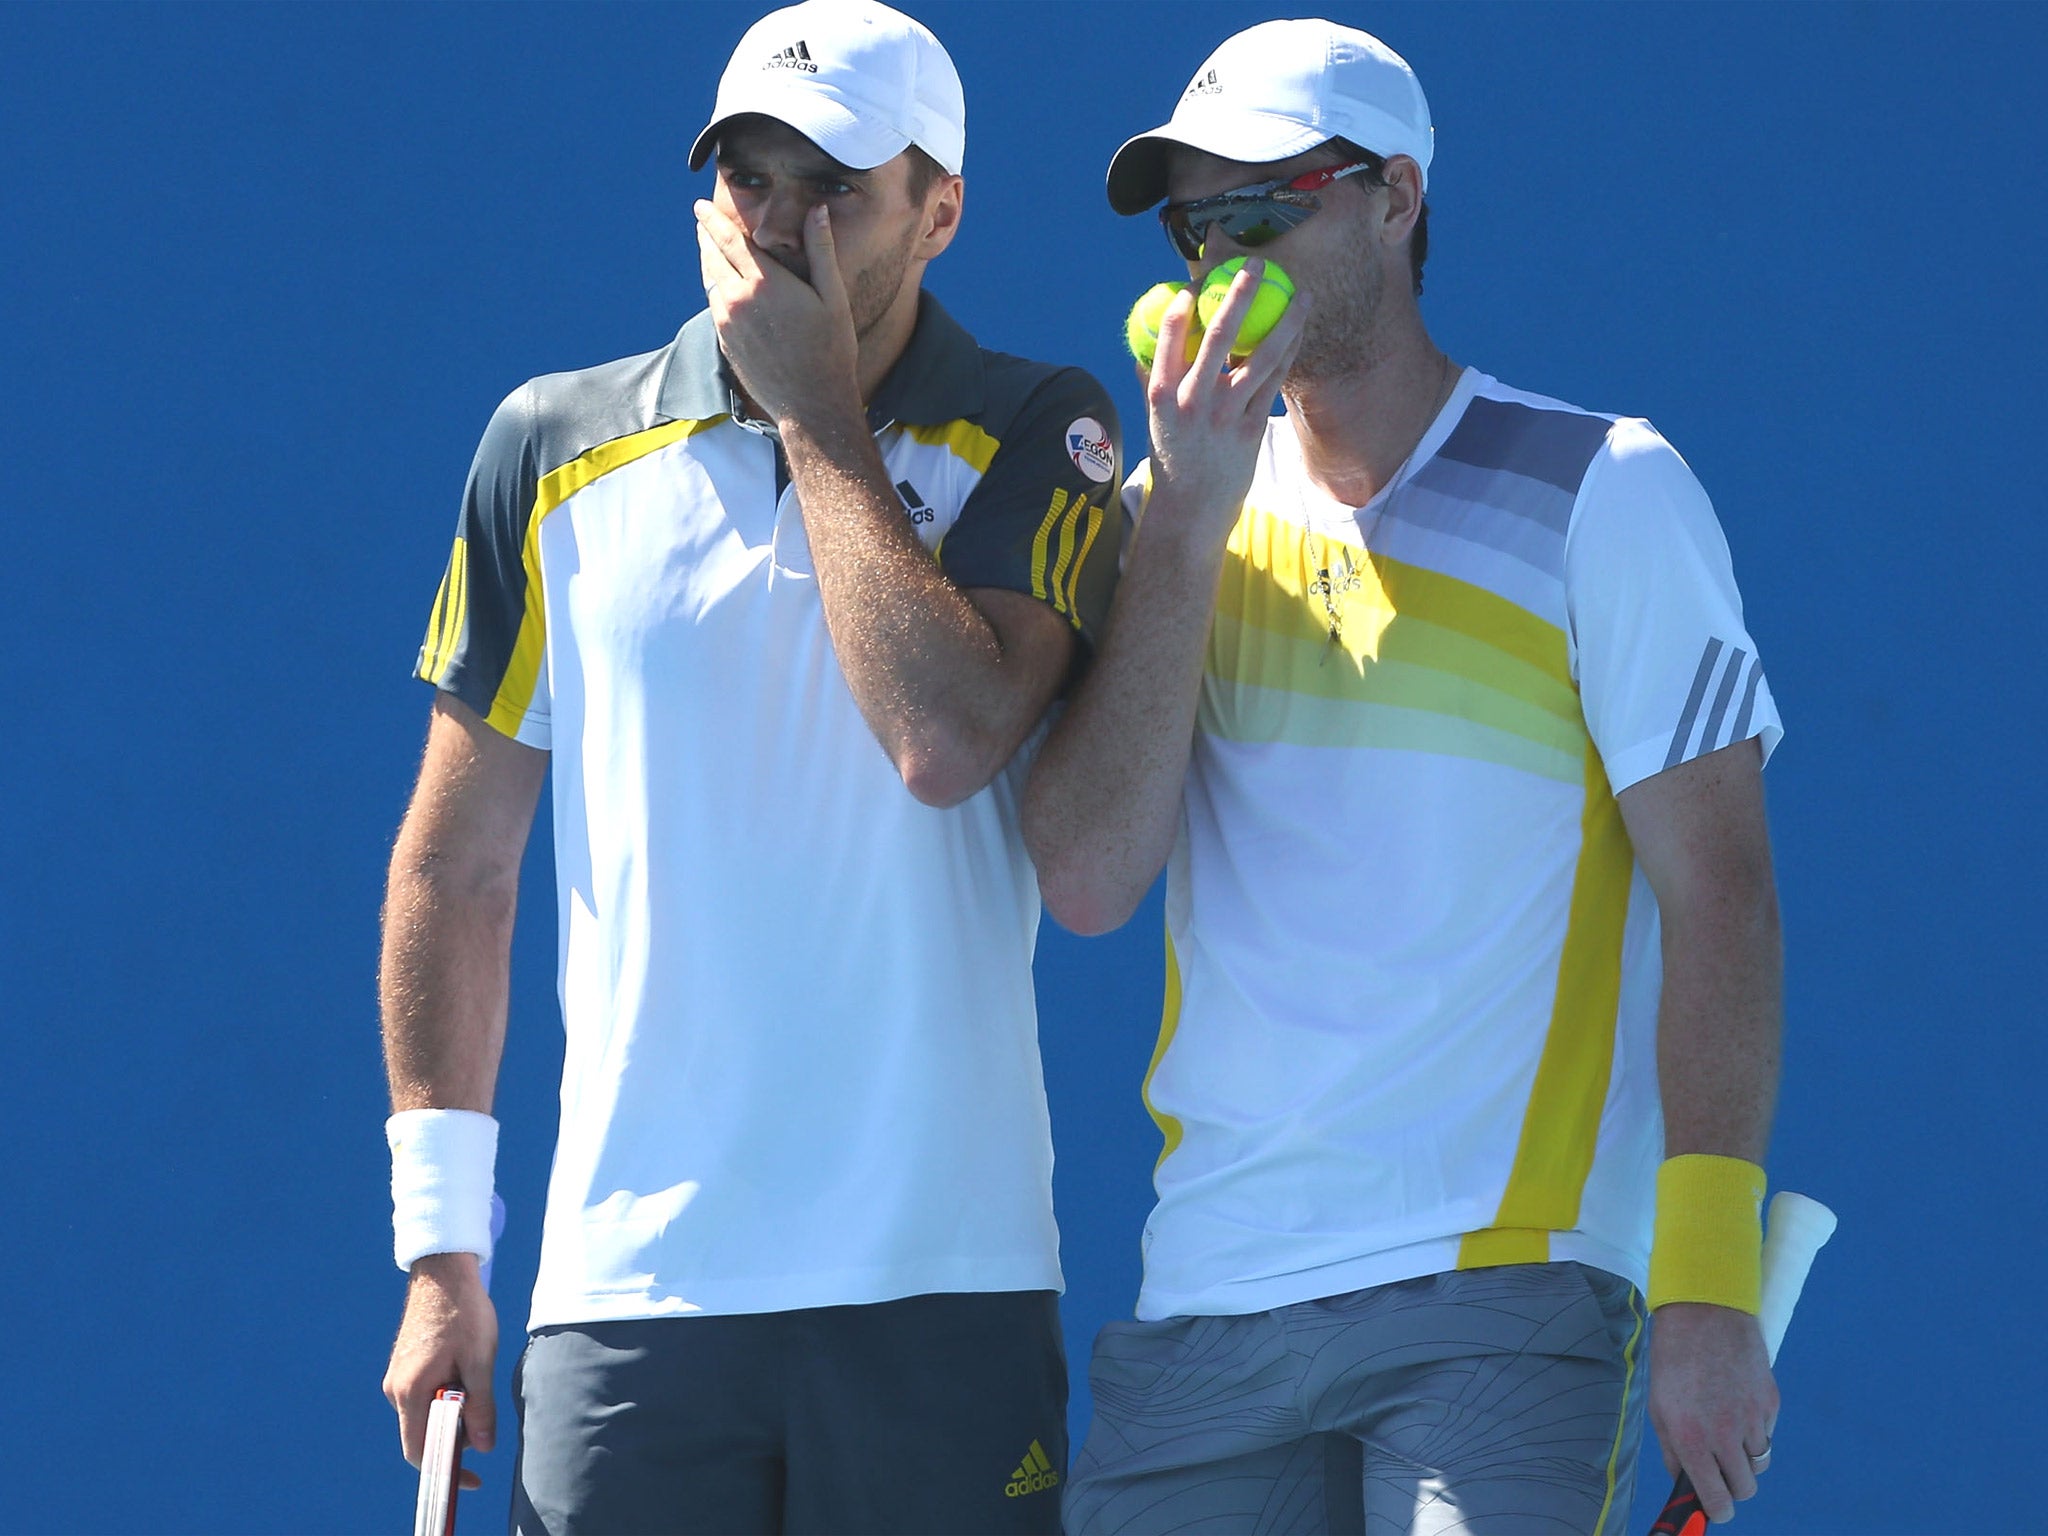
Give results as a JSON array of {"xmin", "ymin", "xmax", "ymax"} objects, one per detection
[{"xmin": 655, "ymin": 291, "xmax": 985, "ymax": 431}]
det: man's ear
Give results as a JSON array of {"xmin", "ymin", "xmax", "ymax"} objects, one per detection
[
  {"xmin": 918, "ymin": 174, "xmax": 965, "ymax": 260},
  {"xmin": 1378, "ymin": 155, "xmax": 1424, "ymax": 246}
]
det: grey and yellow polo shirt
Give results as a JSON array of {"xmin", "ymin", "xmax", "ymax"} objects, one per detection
[{"xmin": 412, "ymin": 295, "xmax": 1121, "ymax": 1327}]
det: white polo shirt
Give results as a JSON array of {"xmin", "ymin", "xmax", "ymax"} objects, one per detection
[
  {"xmin": 414, "ymin": 297, "xmax": 1123, "ymax": 1327},
  {"xmin": 1128, "ymin": 371, "xmax": 1782, "ymax": 1320}
]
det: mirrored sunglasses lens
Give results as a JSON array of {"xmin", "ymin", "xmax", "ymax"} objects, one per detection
[
  {"xmin": 1165, "ymin": 213, "xmax": 1203, "ymax": 260},
  {"xmin": 1224, "ymin": 212, "xmax": 1283, "ymax": 247},
  {"xmin": 1165, "ymin": 195, "xmax": 1293, "ymax": 258}
]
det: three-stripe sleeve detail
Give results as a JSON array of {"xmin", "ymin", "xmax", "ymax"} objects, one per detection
[
  {"xmin": 1665, "ymin": 640, "xmax": 1723, "ymax": 770},
  {"xmin": 418, "ymin": 535, "xmax": 470, "ymax": 685},
  {"xmin": 1029, "ymin": 488, "xmax": 1100, "ymax": 623},
  {"xmin": 1699, "ymin": 646, "xmax": 1748, "ymax": 753},
  {"xmin": 1665, "ymin": 638, "xmax": 1763, "ymax": 769}
]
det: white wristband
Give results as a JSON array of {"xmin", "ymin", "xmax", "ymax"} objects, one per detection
[{"xmin": 387, "ymin": 1109, "xmax": 499, "ymax": 1272}]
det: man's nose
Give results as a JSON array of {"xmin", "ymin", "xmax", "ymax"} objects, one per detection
[{"xmin": 749, "ymin": 184, "xmax": 816, "ymax": 249}]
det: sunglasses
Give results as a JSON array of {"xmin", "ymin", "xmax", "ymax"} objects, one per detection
[{"xmin": 1159, "ymin": 159, "xmax": 1379, "ymax": 262}]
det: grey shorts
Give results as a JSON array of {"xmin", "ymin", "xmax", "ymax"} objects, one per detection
[{"xmin": 1065, "ymin": 1263, "xmax": 1645, "ymax": 1536}]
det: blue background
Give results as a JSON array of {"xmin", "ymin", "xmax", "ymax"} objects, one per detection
[{"xmin": 4, "ymin": 2, "xmax": 2042, "ymax": 1531}]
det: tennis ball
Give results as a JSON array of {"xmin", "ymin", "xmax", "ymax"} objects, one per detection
[
  {"xmin": 1196, "ymin": 257, "xmax": 1295, "ymax": 358},
  {"xmin": 1125, "ymin": 281, "xmax": 1199, "ymax": 371}
]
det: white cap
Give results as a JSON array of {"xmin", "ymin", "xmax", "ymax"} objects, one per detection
[
  {"xmin": 1106, "ymin": 18, "xmax": 1432, "ymax": 215},
  {"xmin": 689, "ymin": 0, "xmax": 965, "ymax": 176}
]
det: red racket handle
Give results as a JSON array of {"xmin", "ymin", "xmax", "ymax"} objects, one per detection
[{"xmin": 1648, "ymin": 1473, "xmax": 1707, "ymax": 1536}]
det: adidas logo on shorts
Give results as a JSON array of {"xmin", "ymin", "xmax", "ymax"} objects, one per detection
[{"xmin": 1004, "ymin": 1439, "xmax": 1060, "ymax": 1498}]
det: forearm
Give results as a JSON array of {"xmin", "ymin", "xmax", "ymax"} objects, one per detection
[
  {"xmin": 782, "ymin": 412, "xmax": 1034, "ymax": 799},
  {"xmin": 1025, "ymin": 510, "xmax": 1225, "ymax": 934},
  {"xmin": 379, "ymin": 842, "xmax": 519, "ymax": 1113},
  {"xmin": 1655, "ymin": 881, "xmax": 1782, "ymax": 1163},
  {"xmin": 1646, "ymin": 889, "xmax": 1784, "ymax": 1521}
]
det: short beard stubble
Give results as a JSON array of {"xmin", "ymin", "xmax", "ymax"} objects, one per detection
[{"xmin": 1287, "ymin": 239, "xmax": 1387, "ymax": 385}]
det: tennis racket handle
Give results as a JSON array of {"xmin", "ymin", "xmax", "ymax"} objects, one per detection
[
  {"xmin": 1642, "ymin": 1192, "xmax": 1837, "ymax": 1535},
  {"xmin": 1757, "ymin": 1192, "xmax": 1837, "ymax": 1364},
  {"xmin": 1650, "ymin": 1476, "xmax": 1709, "ymax": 1536}
]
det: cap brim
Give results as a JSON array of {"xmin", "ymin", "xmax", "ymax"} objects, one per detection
[
  {"xmin": 690, "ymin": 89, "xmax": 912, "ymax": 173},
  {"xmin": 1105, "ymin": 113, "xmax": 1331, "ymax": 214},
  {"xmin": 1105, "ymin": 130, "xmax": 1175, "ymax": 216}
]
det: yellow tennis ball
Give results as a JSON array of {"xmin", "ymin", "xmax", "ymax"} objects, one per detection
[
  {"xmin": 1125, "ymin": 281, "xmax": 1199, "ymax": 371},
  {"xmin": 1196, "ymin": 257, "xmax": 1295, "ymax": 357}
]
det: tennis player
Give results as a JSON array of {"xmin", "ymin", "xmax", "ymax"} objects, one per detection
[
  {"xmin": 1026, "ymin": 19, "xmax": 1785, "ymax": 1533},
  {"xmin": 378, "ymin": 4, "xmax": 1121, "ymax": 1531}
]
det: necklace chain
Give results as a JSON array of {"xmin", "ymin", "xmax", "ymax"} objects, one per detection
[{"xmin": 1304, "ymin": 353, "xmax": 1456, "ymax": 656}]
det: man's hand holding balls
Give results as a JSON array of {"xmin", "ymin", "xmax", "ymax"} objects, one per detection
[
  {"xmin": 1124, "ymin": 260, "xmax": 1294, "ymax": 377},
  {"xmin": 1123, "ymin": 255, "xmax": 1307, "ymax": 555}
]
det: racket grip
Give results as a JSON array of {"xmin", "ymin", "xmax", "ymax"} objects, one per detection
[
  {"xmin": 1642, "ymin": 1192, "xmax": 1837, "ymax": 1535},
  {"xmin": 1649, "ymin": 1473, "xmax": 1708, "ymax": 1536}
]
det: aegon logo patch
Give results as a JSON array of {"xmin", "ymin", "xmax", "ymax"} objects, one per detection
[{"xmin": 1066, "ymin": 418, "xmax": 1113, "ymax": 483}]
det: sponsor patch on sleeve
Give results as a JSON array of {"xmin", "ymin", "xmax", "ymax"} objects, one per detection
[{"xmin": 1066, "ymin": 417, "xmax": 1114, "ymax": 484}]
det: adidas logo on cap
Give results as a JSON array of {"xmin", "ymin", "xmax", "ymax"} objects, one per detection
[
  {"xmin": 764, "ymin": 39, "xmax": 817, "ymax": 73},
  {"xmin": 1004, "ymin": 1439, "xmax": 1060, "ymax": 1498},
  {"xmin": 1184, "ymin": 67, "xmax": 1223, "ymax": 98}
]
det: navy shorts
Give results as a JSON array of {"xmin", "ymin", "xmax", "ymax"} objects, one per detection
[{"xmin": 511, "ymin": 1289, "xmax": 1067, "ymax": 1535}]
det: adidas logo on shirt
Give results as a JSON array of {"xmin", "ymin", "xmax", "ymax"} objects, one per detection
[
  {"xmin": 764, "ymin": 40, "xmax": 817, "ymax": 72},
  {"xmin": 1004, "ymin": 1439, "xmax": 1060, "ymax": 1498},
  {"xmin": 895, "ymin": 479, "xmax": 936, "ymax": 525}
]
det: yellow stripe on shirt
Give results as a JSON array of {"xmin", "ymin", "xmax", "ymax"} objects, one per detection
[
  {"xmin": 906, "ymin": 418, "xmax": 999, "ymax": 475},
  {"xmin": 1457, "ymin": 738, "xmax": 1634, "ymax": 1268},
  {"xmin": 446, "ymin": 532, "xmax": 469, "ymax": 680},
  {"xmin": 1143, "ymin": 927, "xmax": 1188, "ymax": 1171},
  {"xmin": 420, "ymin": 540, "xmax": 456, "ymax": 683},
  {"xmin": 484, "ymin": 417, "xmax": 716, "ymax": 737}
]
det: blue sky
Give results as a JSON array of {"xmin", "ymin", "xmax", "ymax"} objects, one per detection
[{"xmin": 3, "ymin": 3, "xmax": 2043, "ymax": 1531}]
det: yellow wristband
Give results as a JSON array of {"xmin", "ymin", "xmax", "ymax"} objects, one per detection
[{"xmin": 1647, "ymin": 1154, "xmax": 1765, "ymax": 1313}]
